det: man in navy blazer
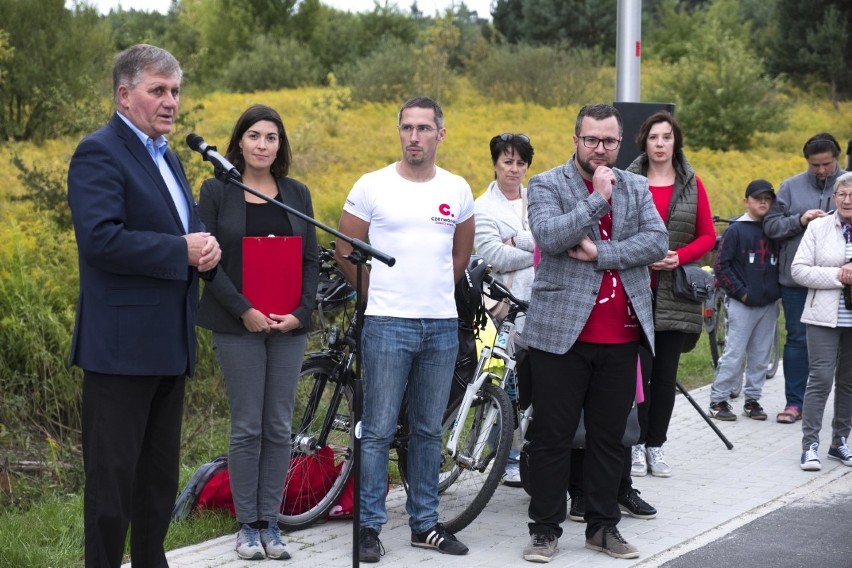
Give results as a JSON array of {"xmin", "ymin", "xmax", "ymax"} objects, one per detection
[
  {"xmin": 521, "ymin": 104, "xmax": 667, "ymax": 562},
  {"xmin": 67, "ymin": 44, "xmax": 220, "ymax": 568}
]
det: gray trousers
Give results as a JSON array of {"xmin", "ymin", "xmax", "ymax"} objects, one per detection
[
  {"xmin": 213, "ymin": 331, "xmax": 308, "ymax": 524},
  {"xmin": 710, "ymin": 299, "xmax": 778, "ymax": 403},
  {"xmin": 802, "ymin": 325, "xmax": 852, "ymax": 450}
]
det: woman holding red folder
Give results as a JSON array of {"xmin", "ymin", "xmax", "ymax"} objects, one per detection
[{"xmin": 197, "ymin": 104, "xmax": 319, "ymax": 561}]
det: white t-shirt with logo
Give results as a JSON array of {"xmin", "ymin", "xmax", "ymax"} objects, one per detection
[{"xmin": 343, "ymin": 163, "xmax": 474, "ymax": 319}]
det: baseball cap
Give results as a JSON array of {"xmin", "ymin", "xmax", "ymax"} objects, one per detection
[{"xmin": 745, "ymin": 179, "xmax": 775, "ymax": 199}]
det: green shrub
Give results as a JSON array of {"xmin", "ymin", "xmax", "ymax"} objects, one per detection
[
  {"xmin": 221, "ymin": 36, "xmax": 323, "ymax": 93},
  {"xmin": 469, "ymin": 43, "xmax": 608, "ymax": 107},
  {"xmin": 337, "ymin": 36, "xmax": 417, "ymax": 103}
]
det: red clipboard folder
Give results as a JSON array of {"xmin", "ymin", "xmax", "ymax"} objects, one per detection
[{"xmin": 242, "ymin": 236, "xmax": 302, "ymax": 317}]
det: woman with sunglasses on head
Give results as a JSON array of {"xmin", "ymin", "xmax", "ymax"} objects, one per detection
[
  {"xmin": 790, "ymin": 171, "xmax": 852, "ymax": 471},
  {"xmin": 625, "ymin": 112, "xmax": 716, "ymax": 478},
  {"xmin": 473, "ymin": 132, "xmax": 534, "ymax": 488}
]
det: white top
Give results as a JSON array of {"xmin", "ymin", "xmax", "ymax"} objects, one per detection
[
  {"xmin": 343, "ymin": 163, "xmax": 475, "ymax": 318},
  {"xmin": 473, "ymin": 180, "xmax": 535, "ymax": 301}
]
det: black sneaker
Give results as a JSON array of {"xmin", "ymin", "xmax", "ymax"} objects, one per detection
[
  {"xmin": 618, "ymin": 488, "xmax": 657, "ymax": 519},
  {"xmin": 411, "ymin": 523, "xmax": 468, "ymax": 555},
  {"xmin": 743, "ymin": 399, "xmax": 767, "ymax": 420},
  {"xmin": 359, "ymin": 527, "xmax": 384, "ymax": 563},
  {"xmin": 568, "ymin": 494, "xmax": 585, "ymax": 522},
  {"xmin": 709, "ymin": 400, "xmax": 737, "ymax": 421}
]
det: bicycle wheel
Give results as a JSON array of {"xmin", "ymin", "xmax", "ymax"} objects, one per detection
[
  {"xmin": 278, "ymin": 356, "xmax": 354, "ymax": 531},
  {"xmin": 708, "ymin": 289, "xmax": 728, "ymax": 368},
  {"xmin": 399, "ymin": 381, "xmax": 513, "ymax": 534}
]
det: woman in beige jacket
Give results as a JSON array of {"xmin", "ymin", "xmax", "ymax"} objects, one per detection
[{"xmin": 791, "ymin": 171, "xmax": 852, "ymax": 471}]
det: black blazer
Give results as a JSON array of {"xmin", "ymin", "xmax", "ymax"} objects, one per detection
[
  {"xmin": 68, "ymin": 113, "xmax": 203, "ymax": 376},
  {"xmin": 196, "ymin": 176, "xmax": 319, "ymax": 335}
]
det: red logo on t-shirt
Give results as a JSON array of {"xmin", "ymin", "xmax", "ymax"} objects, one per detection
[{"xmin": 438, "ymin": 203, "xmax": 454, "ymax": 217}]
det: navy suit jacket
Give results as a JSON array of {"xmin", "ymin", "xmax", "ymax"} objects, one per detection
[{"xmin": 68, "ymin": 113, "xmax": 203, "ymax": 376}]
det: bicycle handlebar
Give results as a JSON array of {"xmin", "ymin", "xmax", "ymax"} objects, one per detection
[{"xmin": 483, "ymin": 273, "xmax": 530, "ymax": 312}]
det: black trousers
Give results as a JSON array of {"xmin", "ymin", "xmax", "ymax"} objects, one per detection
[
  {"xmin": 82, "ymin": 371, "xmax": 185, "ymax": 568},
  {"xmin": 639, "ymin": 330, "xmax": 686, "ymax": 447},
  {"xmin": 527, "ymin": 341, "xmax": 638, "ymax": 539}
]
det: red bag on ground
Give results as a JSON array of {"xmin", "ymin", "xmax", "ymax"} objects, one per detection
[
  {"xmin": 327, "ymin": 476, "xmax": 355, "ymax": 519},
  {"xmin": 195, "ymin": 466, "xmax": 236, "ymax": 516}
]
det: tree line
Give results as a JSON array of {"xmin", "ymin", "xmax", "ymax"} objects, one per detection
[{"xmin": 0, "ymin": 0, "xmax": 850, "ymax": 151}]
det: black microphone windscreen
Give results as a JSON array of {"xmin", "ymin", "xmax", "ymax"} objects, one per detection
[{"xmin": 186, "ymin": 133, "xmax": 203, "ymax": 151}]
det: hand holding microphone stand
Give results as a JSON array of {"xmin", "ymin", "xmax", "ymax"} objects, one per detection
[{"xmin": 187, "ymin": 134, "xmax": 393, "ymax": 568}]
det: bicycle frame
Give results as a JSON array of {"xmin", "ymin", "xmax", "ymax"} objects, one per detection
[
  {"xmin": 445, "ymin": 275, "xmax": 524, "ymax": 465},
  {"xmin": 445, "ymin": 344, "xmax": 513, "ymax": 468}
]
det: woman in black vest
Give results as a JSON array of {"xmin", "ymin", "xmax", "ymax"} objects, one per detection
[{"xmin": 626, "ymin": 112, "xmax": 716, "ymax": 477}]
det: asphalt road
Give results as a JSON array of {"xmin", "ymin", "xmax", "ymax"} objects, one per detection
[{"xmin": 659, "ymin": 469, "xmax": 852, "ymax": 568}]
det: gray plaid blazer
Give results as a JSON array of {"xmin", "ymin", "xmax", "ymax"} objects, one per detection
[{"xmin": 523, "ymin": 158, "xmax": 668, "ymax": 355}]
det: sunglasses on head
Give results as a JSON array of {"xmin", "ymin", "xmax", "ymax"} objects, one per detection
[{"xmin": 499, "ymin": 133, "xmax": 530, "ymax": 143}]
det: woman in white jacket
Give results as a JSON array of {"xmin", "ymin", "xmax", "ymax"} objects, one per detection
[
  {"xmin": 791, "ymin": 171, "xmax": 852, "ymax": 471},
  {"xmin": 474, "ymin": 133, "xmax": 536, "ymax": 309},
  {"xmin": 474, "ymin": 133, "xmax": 535, "ymax": 488}
]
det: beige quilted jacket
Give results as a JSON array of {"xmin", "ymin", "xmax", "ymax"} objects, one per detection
[{"xmin": 791, "ymin": 213, "xmax": 846, "ymax": 328}]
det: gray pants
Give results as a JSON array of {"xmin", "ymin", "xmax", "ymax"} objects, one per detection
[
  {"xmin": 710, "ymin": 299, "xmax": 777, "ymax": 403},
  {"xmin": 213, "ymin": 331, "xmax": 308, "ymax": 524},
  {"xmin": 802, "ymin": 325, "xmax": 852, "ymax": 450}
]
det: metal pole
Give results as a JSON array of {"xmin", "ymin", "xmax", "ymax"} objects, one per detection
[{"xmin": 615, "ymin": 0, "xmax": 642, "ymax": 102}]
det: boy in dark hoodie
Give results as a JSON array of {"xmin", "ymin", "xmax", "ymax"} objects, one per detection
[{"xmin": 708, "ymin": 180, "xmax": 782, "ymax": 421}]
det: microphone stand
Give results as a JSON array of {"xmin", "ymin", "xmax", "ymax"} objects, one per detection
[{"xmin": 209, "ymin": 166, "xmax": 393, "ymax": 568}]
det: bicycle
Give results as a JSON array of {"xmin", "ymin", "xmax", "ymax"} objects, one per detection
[
  {"xmin": 703, "ymin": 215, "xmax": 781, "ymax": 379},
  {"xmin": 428, "ymin": 267, "xmax": 527, "ymax": 532},
  {"xmin": 277, "ymin": 249, "xmax": 516, "ymax": 533}
]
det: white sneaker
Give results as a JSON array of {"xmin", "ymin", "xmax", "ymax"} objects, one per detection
[
  {"xmin": 645, "ymin": 446, "xmax": 672, "ymax": 477},
  {"xmin": 630, "ymin": 444, "xmax": 647, "ymax": 477},
  {"xmin": 261, "ymin": 525, "xmax": 291, "ymax": 560},
  {"xmin": 236, "ymin": 524, "xmax": 265, "ymax": 560},
  {"xmin": 502, "ymin": 460, "xmax": 523, "ymax": 487},
  {"xmin": 800, "ymin": 442, "xmax": 822, "ymax": 471}
]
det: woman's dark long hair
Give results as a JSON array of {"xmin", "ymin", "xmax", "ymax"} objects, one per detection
[{"xmin": 224, "ymin": 104, "xmax": 292, "ymax": 178}]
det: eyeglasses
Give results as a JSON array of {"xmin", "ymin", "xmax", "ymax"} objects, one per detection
[
  {"xmin": 579, "ymin": 136, "xmax": 621, "ymax": 151},
  {"xmin": 834, "ymin": 192, "xmax": 852, "ymax": 201},
  {"xmin": 399, "ymin": 124, "xmax": 435, "ymax": 134},
  {"xmin": 498, "ymin": 133, "xmax": 530, "ymax": 143}
]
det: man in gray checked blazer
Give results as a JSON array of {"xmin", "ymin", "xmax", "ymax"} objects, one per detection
[{"xmin": 521, "ymin": 104, "xmax": 668, "ymax": 563}]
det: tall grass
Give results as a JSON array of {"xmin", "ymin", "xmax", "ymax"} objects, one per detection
[{"xmin": 0, "ymin": 218, "xmax": 81, "ymax": 439}]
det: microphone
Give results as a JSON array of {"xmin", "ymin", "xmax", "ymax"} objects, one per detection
[{"xmin": 186, "ymin": 133, "xmax": 241, "ymax": 180}]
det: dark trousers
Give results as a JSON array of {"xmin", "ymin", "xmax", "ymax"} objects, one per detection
[
  {"xmin": 527, "ymin": 341, "xmax": 638, "ymax": 539},
  {"xmin": 639, "ymin": 330, "xmax": 685, "ymax": 447},
  {"xmin": 568, "ymin": 447, "xmax": 634, "ymax": 499},
  {"xmin": 82, "ymin": 371, "xmax": 185, "ymax": 568}
]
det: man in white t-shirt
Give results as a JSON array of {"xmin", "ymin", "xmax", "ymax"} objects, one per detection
[{"xmin": 335, "ymin": 97, "xmax": 475, "ymax": 562}]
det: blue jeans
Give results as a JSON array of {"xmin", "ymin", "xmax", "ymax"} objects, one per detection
[
  {"xmin": 360, "ymin": 316, "xmax": 458, "ymax": 534},
  {"xmin": 781, "ymin": 286, "xmax": 809, "ymax": 409}
]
